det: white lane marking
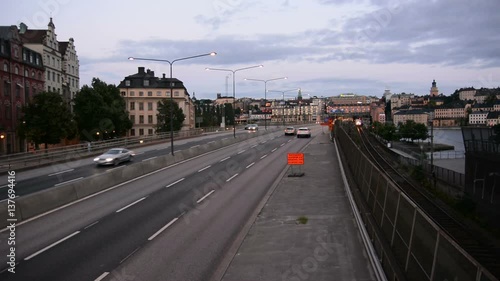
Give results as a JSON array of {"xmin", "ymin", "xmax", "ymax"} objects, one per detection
[
  {"xmin": 142, "ymin": 156, "xmax": 157, "ymax": 162},
  {"xmin": 116, "ymin": 197, "xmax": 147, "ymax": 213},
  {"xmin": 222, "ymin": 138, "xmax": 228, "ymax": 140},
  {"xmin": 251, "ymin": 144, "xmax": 258, "ymax": 148},
  {"xmin": 260, "ymin": 154, "xmax": 268, "ymax": 159},
  {"xmin": 237, "ymin": 150, "xmax": 246, "ymax": 154},
  {"xmin": 174, "ymin": 150, "xmax": 182, "ymax": 154},
  {"xmin": 190, "ymin": 145, "xmax": 200, "ymax": 148},
  {"xmin": 207, "ymin": 141, "xmax": 215, "ymax": 144},
  {"xmin": 271, "ymin": 148, "xmax": 277, "ymax": 152},
  {"xmin": 148, "ymin": 218, "xmax": 178, "ymax": 241},
  {"xmin": 54, "ymin": 177, "xmax": 83, "ymax": 187},
  {"xmin": 0, "ymin": 195, "xmax": 18, "ymax": 203},
  {"xmin": 166, "ymin": 178, "xmax": 185, "ymax": 188},
  {"xmin": 84, "ymin": 221, "xmax": 99, "ymax": 230},
  {"xmin": 280, "ymin": 143, "xmax": 285, "ymax": 147},
  {"xmin": 261, "ymin": 141, "xmax": 267, "ymax": 144},
  {"xmin": 287, "ymin": 140, "xmax": 292, "ymax": 143},
  {"xmin": 219, "ymin": 156, "xmax": 230, "ymax": 162},
  {"xmin": 120, "ymin": 247, "xmax": 141, "ymax": 264},
  {"xmin": 198, "ymin": 165, "xmax": 211, "ymax": 172},
  {"xmin": 226, "ymin": 174, "xmax": 238, "ymax": 182},
  {"xmin": 246, "ymin": 162, "xmax": 255, "ymax": 169},
  {"xmin": 196, "ymin": 190, "xmax": 215, "ymax": 204},
  {"xmin": 94, "ymin": 272, "xmax": 109, "ymax": 281},
  {"xmin": 25, "ymin": 231, "xmax": 80, "ymax": 260},
  {"xmin": 48, "ymin": 169, "xmax": 74, "ymax": 176},
  {"xmin": 0, "ymin": 184, "xmax": 8, "ymax": 189}
]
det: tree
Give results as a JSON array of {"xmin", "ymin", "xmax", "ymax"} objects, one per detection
[
  {"xmin": 18, "ymin": 91, "xmax": 76, "ymax": 150},
  {"xmin": 224, "ymin": 103, "xmax": 235, "ymax": 125},
  {"xmin": 156, "ymin": 99, "xmax": 185, "ymax": 132},
  {"xmin": 73, "ymin": 78, "xmax": 132, "ymax": 141}
]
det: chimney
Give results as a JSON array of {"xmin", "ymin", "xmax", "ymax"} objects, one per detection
[
  {"xmin": 138, "ymin": 67, "xmax": 145, "ymax": 74},
  {"xmin": 146, "ymin": 69, "xmax": 150, "ymax": 74}
]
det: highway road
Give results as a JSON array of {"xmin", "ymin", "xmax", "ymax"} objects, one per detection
[
  {"xmin": 0, "ymin": 129, "xmax": 262, "ymax": 201},
  {"xmin": 0, "ymin": 126, "xmax": 321, "ymax": 281}
]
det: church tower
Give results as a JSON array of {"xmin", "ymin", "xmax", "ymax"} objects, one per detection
[{"xmin": 430, "ymin": 79, "xmax": 439, "ymax": 97}]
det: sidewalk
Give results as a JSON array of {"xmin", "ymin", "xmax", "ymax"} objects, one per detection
[{"xmin": 220, "ymin": 132, "xmax": 376, "ymax": 281}]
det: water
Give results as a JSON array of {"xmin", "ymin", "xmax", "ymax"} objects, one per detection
[{"xmin": 431, "ymin": 128, "xmax": 464, "ymax": 152}]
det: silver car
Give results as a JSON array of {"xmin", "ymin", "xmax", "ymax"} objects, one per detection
[{"xmin": 94, "ymin": 148, "xmax": 134, "ymax": 166}]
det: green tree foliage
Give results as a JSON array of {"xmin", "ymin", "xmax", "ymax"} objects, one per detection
[
  {"xmin": 224, "ymin": 103, "xmax": 235, "ymax": 126},
  {"xmin": 156, "ymin": 99, "xmax": 185, "ymax": 132},
  {"xmin": 398, "ymin": 120, "xmax": 428, "ymax": 142},
  {"xmin": 73, "ymin": 78, "xmax": 132, "ymax": 141},
  {"xmin": 18, "ymin": 91, "xmax": 76, "ymax": 150},
  {"xmin": 371, "ymin": 122, "xmax": 398, "ymax": 141}
]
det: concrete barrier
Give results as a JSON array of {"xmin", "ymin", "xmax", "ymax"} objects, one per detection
[{"xmin": 17, "ymin": 183, "xmax": 78, "ymax": 220}]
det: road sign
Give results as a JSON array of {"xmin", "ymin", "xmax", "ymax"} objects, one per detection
[{"xmin": 287, "ymin": 153, "xmax": 304, "ymax": 165}]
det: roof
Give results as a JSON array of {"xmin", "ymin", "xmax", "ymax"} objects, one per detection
[
  {"xmin": 393, "ymin": 109, "xmax": 429, "ymax": 115},
  {"xmin": 59, "ymin": 41, "xmax": 69, "ymax": 55},
  {"xmin": 117, "ymin": 67, "xmax": 187, "ymax": 91},
  {"xmin": 21, "ymin": 30, "xmax": 46, "ymax": 44}
]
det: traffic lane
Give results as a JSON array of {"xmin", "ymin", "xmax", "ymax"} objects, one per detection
[
  {"xmin": 0, "ymin": 132, "xmax": 289, "ymax": 280},
  {"xmin": 0, "ymin": 131, "xmax": 284, "ymax": 268},
  {"xmin": 0, "ymin": 130, "xmax": 272, "ymax": 200},
  {"xmin": 103, "ymin": 134, "xmax": 311, "ymax": 281}
]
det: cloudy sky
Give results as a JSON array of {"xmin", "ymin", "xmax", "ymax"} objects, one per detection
[{"xmin": 2, "ymin": 0, "xmax": 500, "ymax": 99}]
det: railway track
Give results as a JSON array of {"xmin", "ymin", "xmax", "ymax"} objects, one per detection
[{"xmin": 355, "ymin": 126, "xmax": 500, "ymax": 279}]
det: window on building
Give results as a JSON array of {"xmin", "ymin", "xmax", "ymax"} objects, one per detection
[
  {"xmin": 23, "ymin": 51, "xmax": 27, "ymax": 61},
  {"xmin": 52, "ymin": 57, "xmax": 55, "ymax": 66},
  {"xmin": 139, "ymin": 115, "xmax": 144, "ymax": 124},
  {"xmin": 139, "ymin": 128, "xmax": 144, "ymax": 136},
  {"xmin": 31, "ymin": 70, "xmax": 35, "ymax": 78},
  {"xmin": 57, "ymin": 74, "xmax": 60, "ymax": 83},
  {"xmin": 156, "ymin": 91, "xmax": 162, "ymax": 96},
  {"xmin": 148, "ymin": 129, "xmax": 153, "ymax": 135},
  {"xmin": 148, "ymin": 102, "xmax": 153, "ymax": 111},
  {"xmin": 130, "ymin": 102, "xmax": 135, "ymax": 110},
  {"xmin": 148, "ymin": 115, "xmax": 153, "ymax": 124},
  {"xmin": 139, "ymin": 91, "xmax": 144, "ymax": 96},
  {"xmin": 3, "ymin": 62, "xmax": 8, "ymax": 72},
  {"xmin": 130, "ymin": 115, "xmax": 135, "ymax": 124},
  {"xmin": 130, "ymin": 129, "xmax": 135, "ymax": 136},
  {"xmin": 14, "ymin": 66, "xmax": 19, "ymax": 75},
  {"xmin": 14, "ymin": 48, "xmax": 18, "ymax": 58},
  {"xmin": 174, "ymin": 91, "xmax": 179, "ymax": 97},
  {"xmin": 15, "ymin": 84, "xmax": 20, "ymax": 97},
  {"xmin": 129, "ymin": 91, "xmax": 135, "ymax": 96},
  {"xmin": 166, "ymin": 91, "xmax": 171, "ymax": 97},
  {"xmin": 148, "ymin": 91, "xmax": 152, "ymax": 97},
  {"xmin": 139, "ymin": 102, "xmax": 144, "ymax": 110},
  {"xmin": 0, "ymin": 43, "xmax": 4, "ymax": 54},
  {"xmin": 125, "ymin": 80, "xmax": 130, "ymax": 86},
  {"xmin": 30, "ymin": 54, "xmax": 33, "ymax": 63},
  {"xmin": 24, "ymin": 69, "xmax": 29, "ymax": 77},
  {"xmin": 36, "ymin": 56, "xmax": 40, "ymax": 65},
  {"xmin": 52, "ymin": 72, "xmax": 55, "ymax": 81},
  {"xmin": 120, "ymin": 91, "xmax": 126, "ymax": 97},
  {"xmin": 144, "ymin": 80, "xmax": 149, "ymax": 86},
  {"xmin": 47, "ymin": 70, "xmax": 50, "ymax": 80},
  {"xmin": 3, "ymin": 81, "xmax": 10, "ymax": 96}
]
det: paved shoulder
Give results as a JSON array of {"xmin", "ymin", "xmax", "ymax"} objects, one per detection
[{"xmin": 221, "ymin": 132, "xmax": 375, "ymax": 281}]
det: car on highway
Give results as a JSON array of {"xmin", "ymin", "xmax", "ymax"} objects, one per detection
[
  {"xmin": 284, "ymin": 126, "xmax": 296, "ymax": 136},
  {"xmin": 296, "ymin": 127, "xmax": 311, "ymax": 138},
  {"xmin": 244, "ymin": 124, "xmax": 259, "ymax": 131},
  {"xmin": 94, "ymin": 148, "xmax": 134, "ymax": 166}
]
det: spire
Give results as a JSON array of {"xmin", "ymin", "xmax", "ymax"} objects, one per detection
[
  {"xmin": 298, "ymin": 89, "xmax": 302, "ymax": 101},
  {"xmin": 48, "ymin": 17, "xmax": 55, "ymax": 29}
]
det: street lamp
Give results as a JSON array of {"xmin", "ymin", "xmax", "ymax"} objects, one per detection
[
  {"xmin": 205, "ymin": 65, "xmax": 263, "ymax": 138},
  {"xmin": 244, "ymin": 77, "xmax": 287, "ymax": 130},
  {"xmin": 128, "ymin": 52, "xmax": 217, "ymax": 155},
  {"xmin": 267, "ymin": 88, "xmax": 300, "ymax": 127}
]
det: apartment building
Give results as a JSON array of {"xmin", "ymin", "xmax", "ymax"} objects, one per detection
[
  {"xmin": 459, "ymin": 87, "xmax": 476, "ymax": 101},
  {"xmin": 486, "ymin": 112, "xmax": 500, "ymax": 126},
  {"xmin": 21, "ymin": 18, "xmax": 79, "ymax": 107},
  {"xmin": 469, "ymin": 112, "xmax": 488, "ymax": 125},
  {"xmin": 391, "ymin": 93, "xmax": 414, "ymax": 110},
  {"xmin": 118, "ymin": 67, "xmax": 194, "ymax": 136},
  {"xmin": 393, "ymin": 109, "xmax": 429, "ymax": 126},
  {"xmin": 0, "ymin": 25, "xmax": 45, "ymax": 154}
]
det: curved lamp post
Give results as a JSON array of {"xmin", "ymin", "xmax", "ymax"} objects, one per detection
[
  {"xmin": 244, "ymin": 77, "xmax": 287, "ymax": 130},
  {"xmin": 205, "ymin": 65, "xmax": 263, "ymax": 138},
  {"xmin": 267, "ymin": 88, "xmax": 300, "ymax": 127},
  {"xmin": 128, "ymin": 52, "xmax": 217, "ymax": 155}
]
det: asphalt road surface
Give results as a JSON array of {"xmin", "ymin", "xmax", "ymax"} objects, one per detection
[{"xmin": 0, "ymin": 127, "xmax": 320, "ymax": 281}]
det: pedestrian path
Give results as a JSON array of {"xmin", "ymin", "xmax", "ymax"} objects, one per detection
[{"xmin": 220, "ymin": 132, "xmax": 377, "ymax": 281}]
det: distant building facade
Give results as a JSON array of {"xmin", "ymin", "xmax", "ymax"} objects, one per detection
[
  {"xmin": 118, "ymin": 67, "xmax": 195, "ymax": 136},
  {"xmin": 21, "ymin": 18, "xmax": 80, "ymax": 107},
  {"xmin": 0, "ymin": 25, "xmax": 45, "ymax": 154},
  {"xmin": 393, "ymin": 109, "xmax": 429, "ymax": 126}
]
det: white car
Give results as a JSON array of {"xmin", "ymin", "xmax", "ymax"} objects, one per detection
[
  {"xmin": 296, "ymin": 127, "xmax": 311, "ymax": 138},
  {"xmin": 245, "ymin": 124, "xmax": 258, "ymax": 131},
  {"xmin": 284, "ymin": 127, "xmax": 296, "ymax": 136},
  {"xmin": 94, "ymin": 148, "xmax": 134, "ymax": 166}
]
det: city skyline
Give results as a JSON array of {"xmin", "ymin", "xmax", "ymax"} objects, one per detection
[{"xmin": 2, "ymin": 0, "xmax": 499, "ymax": 99}]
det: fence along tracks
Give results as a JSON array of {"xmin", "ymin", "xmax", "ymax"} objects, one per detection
[{"xmin": 356, "ymin": 126, "xmax": 500, "ymax": 278}]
